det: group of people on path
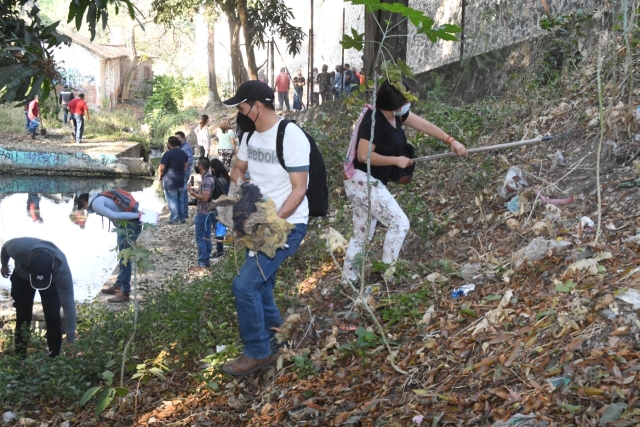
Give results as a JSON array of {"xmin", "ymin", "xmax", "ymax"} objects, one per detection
[
  {"xmin": 2, "ymin": 78, "xmax": 467, "ymax": 379},
  {"xmin": 23, "ymin": 86, "xmax": 90, "ymax": 143},
  {"xmin": 271, "ymin": 64, "xmax": 366, "ymax": 111}
]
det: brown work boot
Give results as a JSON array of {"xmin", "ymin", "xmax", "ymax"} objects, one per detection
[
  {"xmin": 107, "ymin": 291, "xmax": 130, "ymax": 303},
  {"xmin": 221, "ymin": 353, "xmax": 275, "ymax": 376},
  {"xmin": 101, "ymin": 283, "xmax": 121, "ymax": 295}
]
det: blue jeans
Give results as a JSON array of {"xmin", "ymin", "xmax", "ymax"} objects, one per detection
[
  {"xmin": 62, "ymin": 105, "xmax": 69, "ymax": 124},
  {"xmin": 27, "ymin": 117, "xmax": 39, "ymax": 136},
  {"xmin": 232, "ymin": 223, "xmax": 307, "ymax": 359},
  {"xmin": 116, "ymin": 219, "xmax": 142, "ymax": 293},
  {"xmin": 74, "ymin": 114, "xmax": 84, "ymax": 141},
  {"xmin": 164, "ymin": 187, "xmax": 185, "ymax": 223},
  {"xmin": 194, "ymin": 212, "xmax": 214, "ymax": 267},
  {"xmin": 181, "ymin": 173, "xmax": 190, "ymax": 221},
  {"xmin": 24, "ymin": 111, "xmax": 29, "ymax": 130}
]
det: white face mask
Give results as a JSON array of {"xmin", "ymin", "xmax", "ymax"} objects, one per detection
[{"xmin": 393, "ymin": 103, "xmax": 411, "ymax": 117}]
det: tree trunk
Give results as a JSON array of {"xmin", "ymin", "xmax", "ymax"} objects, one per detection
[
  {"xmin": 207, "ymin": 22, "xmax": 221, "ymax": 105},
  {"xmin": 227, "ymin": 7, "xmax": 244, "ymax": 89},
  {"xmin": 237, "ymin": 0, "xmax": 258, "ymax": 79},
  {"xmin": 120, "ymin": 22, "xmax": 141, "ymax": 101},
  {"xmin": 363, "ymin": 0, "xmax": 408, "ymax": 78}
]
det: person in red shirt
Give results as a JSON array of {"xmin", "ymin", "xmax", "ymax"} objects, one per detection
[
  {"xmin": 26, "ymin": 95, "xmax": 40, "ymax": 139},
  {"xmin": 67, "ymin": 93, "xmax": 90, "ymax": 143},
  {"xmin": 274, "ymin": 67, "xmax": 291, "ymax": 111}
]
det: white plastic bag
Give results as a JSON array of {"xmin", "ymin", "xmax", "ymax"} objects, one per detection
[{"xmin": 499, "ymin": 166, "xmax": 528, "ymax": 199}]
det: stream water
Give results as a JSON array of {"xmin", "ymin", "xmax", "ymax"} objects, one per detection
[{"xmin": 0, "ymin": 174, "xmax": 165, "ymax": 304}]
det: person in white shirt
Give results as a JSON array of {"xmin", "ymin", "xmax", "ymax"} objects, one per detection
[
  {"xmin": 220, "ymin": 80, "xmax": 310, "ymax": 376},
  {"xmin": 194, "ymin": 115, "xmax": 211, "ymax": 158}
]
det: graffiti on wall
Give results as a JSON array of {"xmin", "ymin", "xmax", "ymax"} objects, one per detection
[{"xmin": 0, "ymin": 147, "xmax": 118, "ymax": 169}]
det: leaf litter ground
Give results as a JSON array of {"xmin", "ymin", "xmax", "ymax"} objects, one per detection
[{"xmin": 6, "ymin": 57, "xmax": 640, "ymax": 427}]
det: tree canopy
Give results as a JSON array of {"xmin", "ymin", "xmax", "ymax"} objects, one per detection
[{"xmin": 0, "ymin": 0, "xmax": 138, "ymax": 104}]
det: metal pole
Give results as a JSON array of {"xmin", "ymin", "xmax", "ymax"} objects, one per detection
[
  {"xmin": 270, "ymin": 38, "xmax": 275, "ymax": 88},
  {"xmin": 309, "ymin": 0, "xmax": 314, "ymax": 107},
  {"xmin": 307, "ymin": 29, "xmax": 311, "ymax": 109},
  {"xmin": 411, "ymin": 136, "xmax": 554, "ymax": 163},
  {"xmin": 341, "ymin": 8, "xmax": 345, "ymax": 96}
]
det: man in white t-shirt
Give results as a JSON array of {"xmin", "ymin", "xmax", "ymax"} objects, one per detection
[{"xmin": 221, "ymin": 80, "xmax": 310, "ymax": 376}]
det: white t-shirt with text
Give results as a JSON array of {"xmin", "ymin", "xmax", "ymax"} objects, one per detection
[{"xmin": 237, "ymin": 119, "xmax": 310, "ymax": 224}]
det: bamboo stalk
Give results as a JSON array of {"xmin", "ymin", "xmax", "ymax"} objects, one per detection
[{"xmin": 411, "ymin": 135, "xmax": 554, "ymax": 163}]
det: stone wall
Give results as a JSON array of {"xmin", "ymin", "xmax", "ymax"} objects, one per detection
[{"xmin": 289, "ymin": 0, "xmax": 597, "ymax": 75}]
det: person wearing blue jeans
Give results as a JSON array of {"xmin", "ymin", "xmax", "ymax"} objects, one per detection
[
  {"xmin": 221, "ymin": 80, "xmax": 311, "ymax": 375},
  {"xmin": 115, "ymin": 218, "xmax": 142, "ymax": 296},
  {"xmin": 76, "ymin": 190, "xmax": 143, "ymax": 303},
  {"xmin": 231, "ymin": 224, "xmax": 307, "ymax": 360},
  {"xmin": 163, "ymin": 187, "xmax": 186, "ymax": 224},
  {"xmin": 176, "ymin": 131, "xmax": 193, "ymax": 221},
  {"xmin": 158, "ymin": 136, "xmax": 189, "ymax": 224},
  {"xmin": 186, "ymin": 157, "xmax": 216, "ymax": 271}
]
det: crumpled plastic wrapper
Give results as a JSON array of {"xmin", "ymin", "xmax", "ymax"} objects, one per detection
[{"xmin": 211, "ymin": 180, "xmax": 294, "ymax": 258}]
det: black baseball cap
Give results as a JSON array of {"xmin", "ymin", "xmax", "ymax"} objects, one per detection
[
  {"xmin": 222, "ymin": 80, "xmax": 274, "ymax": 107},
  {"xmin": 29, "ymin": 251, "xmax": 55, "ymax": 290}
]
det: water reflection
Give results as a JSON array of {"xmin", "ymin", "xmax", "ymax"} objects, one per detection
[{"xmin": 0, "ymin": 174, "xmax": 165, "ymax": 304}]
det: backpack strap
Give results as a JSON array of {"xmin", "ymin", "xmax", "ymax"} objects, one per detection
[{"xmin": 275, "ymin": 120, "xmax": 290, "ymax": 170}]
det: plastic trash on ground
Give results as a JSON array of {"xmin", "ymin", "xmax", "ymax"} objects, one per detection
[
  {"xmin": 461, "ymin": 263, "xmax": 495, "ymax": 284},
  {"xmin": 506, "ymin": 195, "xmax": 519, "ymax": 213},
  {"xmin": 452, "ymin": 284, "xmax": 476, "ymax": 298},
  {"xmin": 580, "ymin": 216, "xmax": 594, "ymax": 228},
  {"xmin": 550, "ymin": 149, "xmax": 567, "ymax": 171},
  {"xmin": 617, "ymin": 288, "xmax": 640, "ymax": 309},
  {"xmin": 490, "ymin": 413, "xmax": 537, "ymax": 427},
  {"xmin": 3, "ymin": 412, "xmax": 16, "ymax": 423},
  {"xmin": 512, "ymin": 237, "xmax": 571, "ymax": 269},
  {"xmin": 499, "ymin": 166, "xmax": 528, "ymax": 199}
]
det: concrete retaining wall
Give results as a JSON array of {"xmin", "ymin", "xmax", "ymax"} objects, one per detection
[{"xmin": 0, "ymin": 143, "xmax": 153, "ymax": 177}]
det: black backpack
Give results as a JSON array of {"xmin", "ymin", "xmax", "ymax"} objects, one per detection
[
  {"xmin": 246, "ymin": 120, "xmax": 328, "ymax": 217},
  {"xmin": 210, "ymin": 176, "xmax": 228, "ymax": 201}
]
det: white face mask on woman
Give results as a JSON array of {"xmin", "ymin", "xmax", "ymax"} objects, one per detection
[{"xmin": 393, "ymin": 103, "xmax": 411, "ymax": 116}]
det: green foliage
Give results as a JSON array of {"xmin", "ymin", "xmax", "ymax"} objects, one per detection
[
  {"xmin": 148, "ymin": 108, "xmax": 198, "ymax": 149},
  {"xmin": 144, "ymin": 75, "xmax": 199, "ymax": 148},
  {"xmin": 290, "ymin": 351, "xmax": 317, "ymax": 379},
  {"xmin": 339, "ymin": 326, "xmax": 383, "ymax": 359},
  {"xmin": 0, "ymin": 250, "xmax": 240, "ymax": 409},
  {"xmin": 247, "ymin": 0, "xmax": 307, "ymax": 56},
  {"xmin": 144, "ymin": 75, "xmax": 183, "ymax": 119},
  {"xmin": 0, "ymin": 103, "xmax": 28, "ymax": 134},
  {"xmin": 341, "ymin": 0, "xmax": 461, "ymax": 51},
  {"xmin": 380, "ymin": 286, "xmax": 431, "ymax": 325}
]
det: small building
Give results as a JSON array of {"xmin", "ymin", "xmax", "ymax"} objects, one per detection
[{"xmin": 53, "ymin": 30, "xmax": 155, "ymax": 111}]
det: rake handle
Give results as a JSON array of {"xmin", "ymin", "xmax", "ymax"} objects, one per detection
[{"xmin": 411, "ymin": 135, "xmax": 554, "ymax": 163}]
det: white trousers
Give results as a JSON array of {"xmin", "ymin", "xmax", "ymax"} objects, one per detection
[{"xmin": 342, "ymin": 169, "xmax": 410, "ymax": 282}]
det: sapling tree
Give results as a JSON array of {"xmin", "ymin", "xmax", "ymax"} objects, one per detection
[{"xmin": 80, "ymin": 221, "xmax": 159, "ymax": 417}]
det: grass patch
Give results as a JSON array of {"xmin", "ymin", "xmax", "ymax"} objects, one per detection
[
  {"xmin": 0, "ymin": 251, "xmax": 241, "ymax": 408},
  {"xmin": 148, "ymin": 107, "xmax": 199, "ymax": 149},
  {"xmin": 0, "ymin": 103, "xmax": 28, "ymax": 135}
]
